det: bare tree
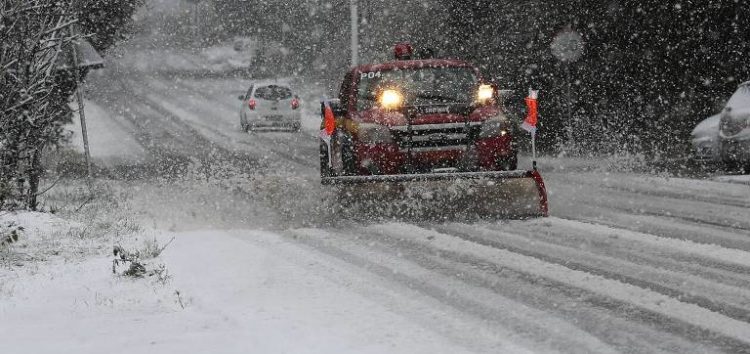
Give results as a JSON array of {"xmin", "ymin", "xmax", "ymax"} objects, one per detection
[
  {"xmin": 1, "ymin": 0, "xmax": 144, "ymax": 210},
  {"xmin": 0, "ymin": 0, "xmax": 78, "ymax": 209}
]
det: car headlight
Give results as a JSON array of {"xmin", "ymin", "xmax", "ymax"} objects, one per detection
[
  {"xmin": 357, "ymin": 123, "xmax": 394, "ymax": 144},
  {"xmin": 479, "ymin": 116, "xmax": 512, "ymax": 138}
]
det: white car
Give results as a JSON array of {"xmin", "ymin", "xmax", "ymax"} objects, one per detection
[
  {"xmin": 718, "ymin": 81, "xmax": 750, "ymax": 171},
  {"xmin": 239, "ymin": 83, "xmax": 301, "ymax": 132},
  {"xmin": 691, "ymin": 114, "xmax": 721, "ymax": 162}
]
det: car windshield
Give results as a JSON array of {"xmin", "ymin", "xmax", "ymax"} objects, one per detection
[
  {"xmin": 356, "ymin": 67, "xmax": 478, "ymax": 110},
  {"xmin": 254, "ymin": 85, "xmax": 293, "ymax": 101}
]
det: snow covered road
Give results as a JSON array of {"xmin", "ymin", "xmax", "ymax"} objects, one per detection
[{"xmin": 20, "ymin": 66, "xmax": 749, "ymax": 353}]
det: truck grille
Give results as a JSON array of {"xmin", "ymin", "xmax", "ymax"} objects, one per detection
[{"xmin": 391, "ymin": 122, "xmax": 482, "ymax": 152}]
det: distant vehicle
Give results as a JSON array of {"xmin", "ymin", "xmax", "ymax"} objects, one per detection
[
  {"xmin": 690, "ymin": 114, "xmax": 721, "ymax": 162},
  {"xmin": 718, "ymin": 81, "xmax": 750, "ymax": 171},
  {"xmin": 239, "ymin": 83, "xmax": 301, "ymax": 132}
]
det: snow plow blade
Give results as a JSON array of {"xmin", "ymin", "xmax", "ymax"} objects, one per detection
[{"xmin": 323, "ymin": 170, "xmax": 549, "ymax": 219}]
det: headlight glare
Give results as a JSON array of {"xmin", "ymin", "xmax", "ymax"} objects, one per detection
[
  {"xmin": 476, "ymin": 84, "xmax": 495, "ymax": 104},
  {"xmin": 379, "ymin": 89, "xmax": 404, "ymax": 110}
]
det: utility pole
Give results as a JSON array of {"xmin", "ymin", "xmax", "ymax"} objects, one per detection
[
  {"xmin": 70, "ymin": 25, "xmax": 92, "ymax": 187},
  {"xmin": 57, "ymin": 24, "xmax": 104, "ymax": 190},
  {"xmin": 565, "ymin": 63, "xmax": 573, "ymax": 144},
  {"xmin": 350, "ymin": 0, "xmax": 358, "ymax": 67}
]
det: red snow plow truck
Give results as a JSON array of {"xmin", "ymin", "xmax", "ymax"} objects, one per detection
[{"xmin": 319, "ymin": 43, "xmax": 548, "ymax": 218}]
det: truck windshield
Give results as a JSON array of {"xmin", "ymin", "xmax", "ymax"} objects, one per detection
[{"xmin": 356, "ymin": 67, "xmax": 478, "ymax": 110}]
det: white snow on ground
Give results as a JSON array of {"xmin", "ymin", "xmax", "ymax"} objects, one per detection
[
  {"xmin": 66, "ymin": 100, "xmax": 145, "ymax": 164},
  {"xmin": 162, "ymin": 230, "xmax": 500, "ymax": 354},
  {"xmin": 1, "ymin": 219, "xmax": 500, "ymax": 354}
]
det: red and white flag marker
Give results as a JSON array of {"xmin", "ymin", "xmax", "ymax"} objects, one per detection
[
  {"xmin": 521, "ymin": 89, "xmax": 540, "ymax": 169},
  {"xmin": 521, "ymin": 89, "xmax": 539, "ymax": 135},
  {"xmin": 320, "ymin": 100, "xmax": 336, "ymax": 167}
]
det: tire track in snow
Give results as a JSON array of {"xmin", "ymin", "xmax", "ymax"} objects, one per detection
[
  {"xmin": 182, "ymin": 229, "xmax": 487, "ymax": 354},
  {"xmin": 478, "ymin": 218, "xmax": 750, "ymax": 290},
  {"xmin": 553, "ymin": 218, "xmax": 750, "ymax": 269},
  {"xmin": 99, "ymin": 75, "xmax": 265, "ymax": 171},
  {"xmin": 234, "ymin": 136, "xmax": 318, "ymax": 170},
  {"xmin": 176, "ymin": 77, "xmax": 323, "ymax": 165},
  {"xmin": 557, "ymin": 206, "xmax": 750, "ymax": 253},
  {"xmin": 609, "ymin": 204, "xmax": 750, "ymax": 233},
  {"xmin": 552, "ymin": 173, "xmax": 750, "ymax": 209},
  {"xmin": 550, "ymin": 174, "xmax": 750, "ymax": 232},
  {"xmin": 141, "ymin": 95, "xmax": 315, "ymax": 172},
  {"xmin": 374, "ymin": 223, "xmax": 750, "ymax": 350},
  {"xmin": 570, "ymin": 173, "xmax": 750, "ymax": 210},
  {"xmin": 230, "ymin": 229, "xmax": 542, "ymax": 354},
  {"xmin": 351, "ymin": 223, "xmax": 734, "ymax": 353},
  {"xmin": 281, "ymin": 227, "xmax": 622, "ymax": 354},
  {"xmin": 432, "ymin": 222, "xmax": 750, "ymax": 324},
  {"xmin": 145, "ymin": 78, "xmax": 320, "ymax": 171},
  {"xmin": 600, "ymin": 183, "xmax": 750, "ymax": 209}
]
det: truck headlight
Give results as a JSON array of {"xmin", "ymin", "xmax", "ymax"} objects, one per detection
[
  {"xmin": 479, "ymin": 117, "xmax": 512, "ymax": 138},
  {"xmin": 378, "ymin": 89, "xmax": 404, "ymax": 110},
  {"xmin": 476, "ymin": 84, "xmax": 495, "ymax": 104},
  {"xmin": 358, "ymin": 123, "xmax": 394, "ymax": 144}
]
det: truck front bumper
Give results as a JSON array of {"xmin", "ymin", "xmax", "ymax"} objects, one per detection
[{"xmin": 354, "ymin": 135, "xmax": 515, "ymax": 174}]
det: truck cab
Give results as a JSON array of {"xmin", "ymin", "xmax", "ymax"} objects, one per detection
[{"xmin": 321, "ymin": 43, "xmax": 518, "ymax": 177}]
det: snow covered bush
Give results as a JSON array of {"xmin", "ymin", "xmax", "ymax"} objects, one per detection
[
  {"xmin": 0, "ymin": 221, "xmax": 24, "ymax": 248},
  {"xmin": 0, "ymin": 0, "xmax": 79, "ymax": 210},
  {"xmin": 112, "ymin": 237, "xmax": 173, "ymax": 281},
  {"xmin": 0, "ymin": 0, "xmax": 143, "ymax": 211}
]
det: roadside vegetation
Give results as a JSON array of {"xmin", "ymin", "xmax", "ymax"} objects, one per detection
[
  {"xmin": 0, "ymin": 0, "xmax": 143, "ymax": 211},
  {"xmin": 0, "ymin": 0, "xmax": 160, "ymax": 287}
]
